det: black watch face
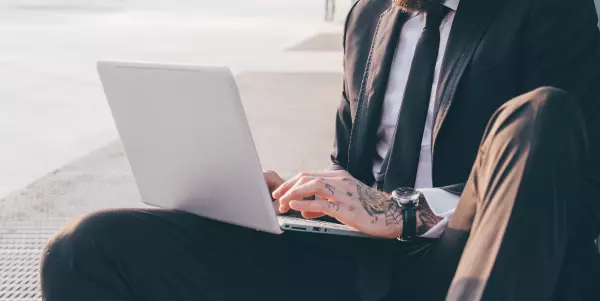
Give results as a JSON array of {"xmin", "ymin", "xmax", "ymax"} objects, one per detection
[{"xmin": 392, "ymin": 188, "xmax": 420, "ymax": 205}]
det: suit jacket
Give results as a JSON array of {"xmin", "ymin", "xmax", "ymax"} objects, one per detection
[{"xmin": 331, "ymin": 0, "xmax": 600, "ymax": 240}]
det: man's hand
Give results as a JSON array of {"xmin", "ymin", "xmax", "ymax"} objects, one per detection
[
  {"xmin": 264, "ymin": 170, "xmax": 285, "ymax": 192},
  {"xmin": 272, "ymin": 170, "xmax": 444, "ymax": 238},
  {"xmin": 272, "ymin": 170, "xmax": 403, "ymax": 238},
  {"xmin": 263, "ymin": 170, "xmax": 286, "ymax": 215}
]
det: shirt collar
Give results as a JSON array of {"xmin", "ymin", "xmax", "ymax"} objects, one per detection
[
  {"xmin": 443, "ymin": 0, "xmax": 460, "ymax": 11},
  {"xmin": 409, "ymin": 0, "xmax": 460, "ymax": 19}
]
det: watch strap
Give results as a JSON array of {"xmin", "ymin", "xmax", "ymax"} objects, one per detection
[{"xmin": 400, "ymin": 205, "xmax": 417, "ymax": 241}]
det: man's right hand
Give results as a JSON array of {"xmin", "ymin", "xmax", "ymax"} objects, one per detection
[{"xmin": 263, "ymin": 170, "xmax": 286, "ymax": 214}]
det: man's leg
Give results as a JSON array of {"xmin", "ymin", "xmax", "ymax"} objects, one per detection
[
  {"xmin": 444, "ymin": 87, "xmax": 600, "ymax": 300},
  {"xmin": 41, "ymin": 209, "xmax": 373, "ymax": 301}
]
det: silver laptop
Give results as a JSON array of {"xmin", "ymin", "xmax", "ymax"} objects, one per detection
[{"xmin": 97, "ymin": 61, "xmax": 369, "ymax": 238}]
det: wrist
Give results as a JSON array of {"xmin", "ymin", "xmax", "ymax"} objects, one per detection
[
  {"xmin": 415, "ymin": 194, "xmax": 443, "ymax": 236},
  {"xmin": 390, "ymin": 188, "xmax": 419, "ymax": 241}
]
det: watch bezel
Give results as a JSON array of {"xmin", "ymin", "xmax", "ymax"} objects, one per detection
[{"xmin": 391, "ymin": 187, "xmax": 420, "ymax": 207}]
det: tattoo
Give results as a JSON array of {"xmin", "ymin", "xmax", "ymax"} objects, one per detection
[
  {"xmin": 355, "ymin": 183, "xmax": 389, "ymax": 216},
  {"xmin": 348, "ymin": 205, "xmax": 356, "ymax": 212},
  {"xmin": 415, "ymin": 201, "xmax": 443, "ymax": 236},
  {"xmin": 342, "ymin": 178, "xmax": 353, "ymax": 184},
  {"xmin": 355, "ymin": 182, "xmax": 404, "ymax": 227},
  {"xmin": 370, "ymin": 216, "xmax": 379, "ymax": 224},
  {"xmin": 329, "ymin": 203, "xmax": 340, "ymax": 211},
  {"xmin": 324, "ymin": 184, "xmax": 336, "ymax": 195},
  {"xmin": 384, "ymin": 202, "xmax": 402, "ymax": 226},
  {"xmin": 346, "ymin": 191, "xmax": 353, "ymax": 197}
]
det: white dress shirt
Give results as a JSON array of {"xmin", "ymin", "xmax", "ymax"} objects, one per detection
[{"xmin": 372, "ymin": 0, "xmax": 461, "ymax": 238}]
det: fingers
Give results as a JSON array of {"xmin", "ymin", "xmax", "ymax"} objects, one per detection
[
  {"xmin": 279, "ymin": 178, "xmax": 333, "ymax": 205},
  {"xmin": 278, "ymin": 178, "xmax": 344, "ymax": 215},
  {"xmin": 301, "ymin": 196, "xmax": 327, "ymax": 219},
  {"xmin": 277, "ymin": 176, "xmax": 318, "ymax": 213},
  {"xmin": 301, "ymin": 211, "xmax": 326, "ymax": 219},
  {"xmin": 272, "ymin": 199, "xmax": 284, "ymax": 215},
  {"xmin": 272, "ymin": 170, "xmax": 345, "ymax": 199},
  {"xmin": 288, "ymin": 199, "xmax": 356, "ymax": 225},
  {"xmin": 263, "ymin": 170, "xmax": 285, "ymax": 192}
]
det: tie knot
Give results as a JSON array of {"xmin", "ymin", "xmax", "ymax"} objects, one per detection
[{"xmin": 424, "ymin": 4, "xmax": 449, "ymax": 29}]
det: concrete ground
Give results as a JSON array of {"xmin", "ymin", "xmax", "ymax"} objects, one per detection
[{"xmin": 0, "ymin": 1, "xmax": 349, "ymax": 299}]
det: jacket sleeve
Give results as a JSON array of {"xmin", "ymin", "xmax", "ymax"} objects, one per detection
[
  {"xmin": 522, "ymin": 0, "xmax": 600, "ymax": 240},
  {"xmin": 330, "ymin": 1, "xmax": 361, "ymax": 171},
  {"xmin": 330, "ymin": 90, "xmax": 352, "ymax": 171}
]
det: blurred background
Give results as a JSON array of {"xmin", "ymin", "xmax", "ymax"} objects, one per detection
[{"xmin": 0, "ymin": 0, "xmax": 356, "ymax": 200}]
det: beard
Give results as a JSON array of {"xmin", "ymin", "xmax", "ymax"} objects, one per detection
[{"xmin": 393, "ymin": 0, "xmax": 441, "ymax": 13}]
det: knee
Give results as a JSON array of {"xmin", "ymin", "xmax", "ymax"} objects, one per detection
[
  {"xmin": 503, "ymin": 86, "xmax": 582, "ymax": 125},
  {"xmin": 526, "ymin": 86, "xmax": 579, "ymax": 117},
  {"xmin": 41, "ymin": 210, "xmax": 133, "ymax": 282},
  {"xmin": 482, "ymin": 87, "xmax": 587, "ymax": 155},
  {"xmin": 492, "ymin": 87, "xmax": 583, "ymax": 136}
]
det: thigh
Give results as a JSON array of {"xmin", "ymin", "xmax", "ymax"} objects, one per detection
[
  {"xmin": 383, "ymin": 235, "xmax": 468, "ymax": 301},
  {"xmin": 552, "ymin": 241, "xmax": 600, "ymax": 300},
  {"xmin": 63, "ymin": 209, "xmax": 365, "ymax": 301}
]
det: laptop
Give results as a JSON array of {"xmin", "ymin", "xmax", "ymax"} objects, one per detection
[{"xmin": 97, "ymin": 61, "xmax": 369, "ymax": 238}]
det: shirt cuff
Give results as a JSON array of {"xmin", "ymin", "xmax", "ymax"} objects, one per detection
[{"xmin": 418, "ymin": 188, "xmax": 460, "ymax": 238}]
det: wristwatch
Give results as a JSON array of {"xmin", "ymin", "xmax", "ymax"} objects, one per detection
[{"xmin": 391, "ymin": 187, "xmax": 420, "ymax": 241}]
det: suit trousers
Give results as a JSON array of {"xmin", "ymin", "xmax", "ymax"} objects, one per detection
[{"xmin": 41, "ymin": 87, "xmax": 600, "ymax": 301}]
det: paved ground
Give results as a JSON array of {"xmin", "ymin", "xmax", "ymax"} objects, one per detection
[{"xmin": 0, "ymin": 1, "xmax": 348, "ymax": 299}]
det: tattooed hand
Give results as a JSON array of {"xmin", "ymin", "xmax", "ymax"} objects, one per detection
[
  {"xmin": 272, "ymin": 170, "xmax": 402, "ymax": 238},
  {"xmin": 272, "ymin": 170, "xmax": 443, "ymax": 238}
]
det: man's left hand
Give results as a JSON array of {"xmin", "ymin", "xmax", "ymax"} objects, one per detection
[{"xmin": 272, "ymin": 170, "xmax": 403, "ymax": 239}]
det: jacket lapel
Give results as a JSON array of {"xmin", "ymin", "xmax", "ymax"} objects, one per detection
[
  {"xmin": 348, "ymin": 6, "xmax": 408, "ymax": 180},
  {"xmin": 432, "ymin": 0, "xmax": 502, "ymax": 149}
]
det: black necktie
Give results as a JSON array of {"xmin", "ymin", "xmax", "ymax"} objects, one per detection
[{"xmin": 378, "ymin": 5, "xmax": 450, "ymax": 192}]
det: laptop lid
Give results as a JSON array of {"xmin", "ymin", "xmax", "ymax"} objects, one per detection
[{"xmin": 97, "ymin": 61, "xmax": 282, "ymax": 234}]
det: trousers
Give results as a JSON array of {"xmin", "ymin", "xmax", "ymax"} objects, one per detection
[{"xmin": 41, "ymin": 87, "xmax": 600, "ymax": 301}]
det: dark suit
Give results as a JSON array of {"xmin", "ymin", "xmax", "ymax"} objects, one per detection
[
  {"xmin": 40, "ymin": 0, "xmax": 600, "ymax": 300},
  {"xmin": 329, "ymin": 0, "xmax": 600, "ymax": 299},
  {"xmin": 332, "ymin": 0, "xmax": 600, "ymax": 224},
  {"xmin": 333, "ymin": 0, "xmax": 600, "ymax": 229}
]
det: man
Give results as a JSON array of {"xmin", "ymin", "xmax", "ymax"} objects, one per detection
[{"xmin": 41, "ymin": 0, "xmax": 600, "ymax": 300}]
